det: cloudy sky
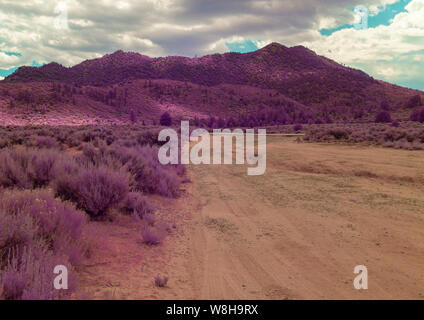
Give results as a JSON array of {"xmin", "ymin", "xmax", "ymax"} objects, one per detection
[{"xmin": 0, "ymin": 0, "xmax": 423, "ymax": 89}]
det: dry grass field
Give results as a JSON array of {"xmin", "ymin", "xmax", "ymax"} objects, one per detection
[{"xmin": 184, "ymin": 137, "xmax": 424, "ymax": 299}]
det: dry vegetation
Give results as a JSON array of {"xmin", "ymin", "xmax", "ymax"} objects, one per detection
[
  {"xmin": 0, "ymin": 125, "xmax": 186, "ymax": 300},
  {"xmin": 1, "ymin": 126, "xmax": 424, "ymax": 300}
]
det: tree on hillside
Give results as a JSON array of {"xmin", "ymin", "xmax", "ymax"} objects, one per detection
[
  {"xmin": 217, "ymin": 117, "xmax": 226, "ymax": 128},
  {"xmin": 380, "ymin": 100, "xmax": 390, "ymax": 111},
  {"xmin": 130, "ymin": 109, "xmax": 137, "ymax": 123},
  {"xmin": 375, "ymin": 110, "xmax": 392, "ymax": 123},
  {"xmin": 226, "ymin": 117, "xmax": 236, "ymax": 128},
  {"xmin": 410, "ymin": 107, "xmax": 424, "ymax": 123},
  {"xmin": 160, "ymin": 112, "xmax": 172, "ymax": 126},
  {"xmin": 207, "ymin": 117, "xmax": 216, "ymax": 128},
  {"xmin": 406, "ymin": 95, "xmax": 422, "ymax": 108},
  {"xmin": 293, "ymin": 124, "xmax": 303, "ymax": 132}
]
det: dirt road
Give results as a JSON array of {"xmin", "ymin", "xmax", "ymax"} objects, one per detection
[
  {"xmin": 185, "ymin": 137, "xmax": 424, "ymax": 299},
  {"xmin": 78, "ymin": 138, "xmax": 424, "ymax": 299}
]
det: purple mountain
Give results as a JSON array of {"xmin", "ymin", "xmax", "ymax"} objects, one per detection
[{"xmin": 1, "ymin": 43, "xmax": 422, "ymax": 125}]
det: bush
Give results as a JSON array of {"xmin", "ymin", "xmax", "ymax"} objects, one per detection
[
  {"xmin": 410, "ymin": 107, "xmax": 424, "ymax": 123},
  {"xmin": 328, "ymin": 129, "xmax": 350, "ymax": 140},
  {"xmin": 0, "ymin": 148, "xmax": 61, "ymax": 189},
  {"xmin": 143, "ymin": 213, "xmax": 156, "ymax": 226},
  {"xmin": 0, "ymin": 126, "xmax": 184, "ymax": 206},
  {"xmin": 159, "ymin": 112, "xmax": 172, "ymax": 126},
  {"xmin": 0, "ymin": 190, "xmax": 87, "ymax": 300},
  {"xmin": 0, "ymin": 190, "xmax": 87, "ymax": 263},
  {"xmin": 380, "ymin": 100, "xmax": 390, "ymax": 110},
  {"xmin": 113, "ymin": 146, "xmax": 181, "ymax": 197},
  {"xmin": 406, "ymin": 95, "xmax": 422, "ymax": 108},
  {"xmin": 123, "ymin": 192, "xmax": 153, "ymax": 218},
  {"xmin": 0, "ymin": 148, "xmax": 31, "ymax": 189},
  {"xmin": 375, "ymin": 111, "xmax": 392, "ymax": 123},
  {"xmin": 154, "ymin": 275, "xmax": 168, "ymax": 288},
  {"xmin": 304, "ymin": 122, "xmax": 424, "ymax": 150},
  {"xmin": 33, "ymin": 136, "xmax": 58, "ymax": 149},
  {"xmin": 30, "ymin": 150, "xmax": 60, "ymax": 188},
  {"xmin": 293, "ymin": 124, "xmax": 303, "ymax": 132},
  {"xmin": 1, "ymin": 246, "xmax": 61, "ymax": 300},
  {"xmin": 54, "ymin": 166, "xmax": 129, "ymax": 218},
  {"xmin": 140, "ymin": 226, "xmax": 165, "ymax": 245},
  {"xmin": 130, "ymin": 109, "xmax": 137, "ymax": 123}
]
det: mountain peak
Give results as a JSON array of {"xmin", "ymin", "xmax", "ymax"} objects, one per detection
[
  {"xmin": 112, "ymin": 50, "xmax": 125, "ymax": 55},
  {"xmin": 259, "ymin": 42, "xmax": 289, "ymax": 54},
  {"xmin": 40, "ymin": 62, "xmax": 66, "ymax": 70}
]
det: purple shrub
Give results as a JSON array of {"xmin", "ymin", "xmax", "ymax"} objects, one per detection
[
  {"xmin": 130, "ymin": 109, "xmax": 137, "ymax": 123},
  {"xmin": 0, "ymin": 190, "xmax": 86, "ymax": 300},
  {"xmin": 175, "ymin": 164, "xmax": 186, "ymax": 177},
  {"xmin": 304, "ymin": 122, "xmax": 424, "ymax": 150},
  {"xmin": 54, "ymin": 166, "xmax": 129, "ymax": 218},
  {"xmin": 226, "ymin": 117, "xmax": 236, "ymax": 128},
  {"xmin": 380, "ymin": 100, "xmax": 390, "ymax": 111},
  {"xmin": 140, "ymin": 226, "xmax": 165, "ymax": 245},
  {"xmin": 0, "ymin": 148, "xmax": 61, "ymax": 189},
  {"xmin": 394, "ymin": 140, "xmax": 408, "ymax": 149},
  {"xmin": 382, "ymin": 141, "xmax": 395, "ymax": 148},
  {"xmin": 34, "ymin": 136, "xmax": 58, "ymax": 149},
  {"xmin": 208, "ymin": 117, "xmax": 216, "ymax": 128},
  {"xmin": 375, "ymin": 111, "xmax": 392, "ymax": 123},
  {"xmin": 156, "ymin": 170, "xmax": 181, "ymax": 198},
  {"xmin": 115, "ymin": 145, "xmax": 181, "ymax": 197},
  {"xmin": 154, "ymin": 275, "xmax": 168, "ymax": 288},
  {"xmin": 328, "ymin": 129, "xmax": 350, "ymax": 140},
  {"xmin": 123, "ymin": 192, "xmax": 153, "ymax": 218},
  {"xmin": 391, "ymin": 120, "xmax": 400, "ymax": 127},
  {"xmin": 0, "ymin": 244, "xmax": 71, "ymax": 300},
  {"xmin": 217, "ymin": 117, "xmax": 226, "ymax": 128},
  {"xmin": 0, "ymin": 148, "xmax": 31, "ymax": 188},
  {"xmin": 159, "ymin": 112, "xmax": 172, "ymax": 126},
  {"xmin": 80, "ymin": 143, "xmax": 99, "ymax": 164},
  {"xmin": 1, "ymin": 268, "xmax": 27, "ymax": 300},
  {"xmin": 143, "ymin": 213, "xmax": 156, "ymax": 226},
  {"xmin": 410, "ymin": 107, "xmax": 424, "ymax": 123},
  {"xmin": 0, "ymin": 190, "xmax": 87, "ymax": 259},
  {"xmin": 29, "ymin": 150, "xmax": 59, "ymax": 188},
  {"xmin": 293, "ymin": 124, "xmax": 303, "ymax": 132},
  {"xmin": 406, "ymin": 94, "xmax": 422, "ymax": 108}
]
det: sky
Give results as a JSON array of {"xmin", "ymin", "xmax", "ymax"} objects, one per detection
[{"xmin": 0, "ymin": 0, "xmax": 423, "ymax": 90}]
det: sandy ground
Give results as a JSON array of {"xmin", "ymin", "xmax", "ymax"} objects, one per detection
[{"xmin": 77, "ymin": 137, "xmax": 424, "ymax": 299}]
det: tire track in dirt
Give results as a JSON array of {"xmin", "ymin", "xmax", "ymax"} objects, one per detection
[{"xmin": 185, "ymin": 140, "xmax": 424, "ymax": 299}]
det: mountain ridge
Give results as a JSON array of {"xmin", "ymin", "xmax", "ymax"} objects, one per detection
[
  {"xmin": 5, "ymin": 42, "xmax": 372, "ymax": 86},
  {"xmin": 0, "ymin": 42, "xmax": 422, "ymax": 126}
]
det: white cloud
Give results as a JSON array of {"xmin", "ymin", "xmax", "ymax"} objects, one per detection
[
  {"xmin": 0, "ymin": 0, "xmax": 389, "ymax": 65},
  {"xmin": 0, "ymin": 0, "xmax": 421, "ymax": 89},
  {"xmin": 304, "ymin": 0, "xmax": 424, "ymax": 89},
  {"xmin": 0, "ymin": 52, "xmax": 21, "ymax": 69}
]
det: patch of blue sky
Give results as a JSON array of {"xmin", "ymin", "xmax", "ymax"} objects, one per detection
[
  {"xmin": 0, "ymin": 59, "xmax": 43, "ymax": 79},
  {"xmin": 0, "ymin": 66, "xmax": 18, "ymax": 78},
  {"xmin": 319, "ymin": 0, "xmax": 412, "ymax": 36},
  {"xmin": 31, "ymin": 60, "xmax": 43, "ymax": 67},
  {"xmin": 3, "ymin": 51, "xmax": 22, "ymax": 57},
  {"xmin": 226, "ymin": 40, "xmax": 259, "ymax": 53}
]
